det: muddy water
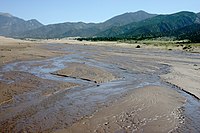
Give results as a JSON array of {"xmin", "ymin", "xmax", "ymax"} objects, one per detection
[{"xmin": 0, "ymin": 43, "xmax": 200, "ymax": 132}]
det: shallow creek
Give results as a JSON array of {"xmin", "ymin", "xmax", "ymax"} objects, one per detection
[{"xmin": 0, "ymin": 44, "xmax": 200, "ymax": 132}]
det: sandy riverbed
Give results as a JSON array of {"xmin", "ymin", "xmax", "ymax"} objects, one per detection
[
  {"xmin": 0, "ymin": 36, "xmax": 70, "ymax": 66},
  {"xmin": 52, "ymin": 62, "xmax": 116, "ymax": 84},
  {"xmin": 56, "ymin": 86, "xmax": 185, "ymax": 133},
  {"xmin": 0, "ymin": 36, "xmax": 200, "ymax": 132}
]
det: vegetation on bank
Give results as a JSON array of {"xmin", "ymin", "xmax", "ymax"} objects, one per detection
[
  {"xmin": 77, "ymin": 34, "xmax": 200, "ymax": 43},
  {"xmin": 77, "ymin": 37, "xmax": 200, "ymax": 52}
]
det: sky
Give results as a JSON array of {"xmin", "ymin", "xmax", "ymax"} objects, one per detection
[{"xmin": 1, "ymin": 0, "xmax": 200, "ymax": 25}]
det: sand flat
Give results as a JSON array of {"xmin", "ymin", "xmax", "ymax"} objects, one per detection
[
  {"xmin": 1, "ymin": 37, "xmax": 200, "ymax": 132},
  {"xmin": 0, "ymin": 36, "xmax": 69, "ymax": 66},
  {"xmin": 0, "ymin": 71, "xmax": 78, "ymax": 104},
  {"xmin": 55, "ymin": 86, "xmax": 185, "ymax": 133},
  {"xmin": 161, "ymin": 62, "xmax": 200, "ymax": 99},
  {"xmin": 52, "ymin": 62, "xmax": 116, "ymax": 84}
]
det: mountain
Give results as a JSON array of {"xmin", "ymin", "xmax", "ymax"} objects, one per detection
[
  {"xmin": 98, "ymin": 10, "xmax": 157, "ymax": 29},
  {"xmin": 18, "ymin": 11, "xmax": 157, "ymax": 39},
  {"xmin": 0, "ymin": 12, "xmax": 13, "ymax": 17},
  {"xmin": 197, "ymin": 12, "xmax": 200, "ymax": 17},
  {"xmin": 19, "ymin": 22, "xmax": 98, "ymax": 39},
  {"xmin": 196, "ymin": 12, "xmax": 200, "ymax": 23},
  {"xmin": 98, "ymin": 11, "xmax": 199, "ymax": 38},
  {"xmin": 1, "ymin": 11, "xmax": 200, "ymax": 41},
  {"xmin": 0, "ymin": 12, "xmax": 43, "ymax": 36}
]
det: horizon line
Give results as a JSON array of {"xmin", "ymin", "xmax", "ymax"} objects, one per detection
[{"xmin": 0, "ymin": 10, "xmax": 199, "ymax": 25}]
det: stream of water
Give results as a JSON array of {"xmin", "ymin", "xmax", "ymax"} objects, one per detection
[{"xmin": 0, "ymin": 43, "xmax": 200, "ymax": 132}]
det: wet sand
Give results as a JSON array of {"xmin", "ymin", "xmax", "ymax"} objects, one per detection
[
  {"xmin": 0, "ymin": 71, "xmax": 77, "ymax": 105},
  {"xmin": 161, "ymin": 63, "xmax": 200, "ymax": 99},
  {"xmin": 52, "ymin": 62, "xmax": 116, "ymax": 84},
  {"xmin": 0, "ymin": 36, "xmax": 200, "ymax": 132},
  {"xmin": 56, "ymin": 86, "xmax": 185, "ymax": 133}
]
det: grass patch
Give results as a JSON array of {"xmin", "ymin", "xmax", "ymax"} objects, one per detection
[{"xmin": 120, "ymin": 38, "xmax": 200, "ymax": 49}]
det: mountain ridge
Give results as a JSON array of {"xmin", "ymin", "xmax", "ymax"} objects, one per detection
[
  {"xmin": 98, "ymin": 10, "xmax": 157, "ymax": 29},
  {"xmin": 0, "ymin": 11, "xmax": 200, "ymax": 42},
  {"xmin": 0, "ymin": 13, "xmax": 43, "ymax": 36},
  {"xmin": 0, "ymin": 12, "xmax": 13, "ymax": 17},
  {"xmin": 97, "ymin": 11, "xmax": 199, "ymax": 38},
  {"xmin": 15, "ymin": 11, "xmax": 158, "ymax": 38}
]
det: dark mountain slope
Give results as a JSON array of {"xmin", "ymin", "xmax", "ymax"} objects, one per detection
[
  {"xmin": 98, "ymin": 11, "xmax": 198, "ymax": 38},
  {"xmin": 197, "ymin": 12, "xmax": 200, "ymax": 18},
  {"xmin": 18, "ymin": 11, "xmax": 157, "ymax": 38},
  {"xmin": 98, "ymin": 10, "xmax": 157, "ymax": 29},
  {"xmin": 1, "ymin": 11, "xmax": 199, "ymax": 40},
  {"xmin": 172, "ymin": 23, "xmax": 200, "ymax": 42},
  {"xmin": 19, "ymin": 22, "xmax": 97, "ymax": 38}
]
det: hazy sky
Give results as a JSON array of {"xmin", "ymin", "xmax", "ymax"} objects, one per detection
[{"xmin": 1, "ymin": 0, "xmax": 200, "ymax": 24}]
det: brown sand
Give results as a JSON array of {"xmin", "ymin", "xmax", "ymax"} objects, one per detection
[
  {"xmin": 0, "ymin": 72, "xmax": 78, "ymax": 133},
  {"xmin": 0, "ymin": 36, "xmax": 77, "ymax": 105},
  {"xmin": 0, "ymin": 36, "xmax": 69, "ymax": 66},
  {"xmin": 52, "ymin": 62, "xmax": 116, "ymax": 84},
  {"xmin": 55, "ymin": 86, "xmax": 185, "ymax": 133},
  {"xmin": 161, "ymin": 62, "xmax": 200, "ymax": 99},
  {"xmin": 0, "ymin": 71, "xmax": 78, "ymax": 106},
  {"xmin": 1, "ymin": 36, "xmax": 200, "ymax": 132}
]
